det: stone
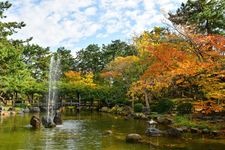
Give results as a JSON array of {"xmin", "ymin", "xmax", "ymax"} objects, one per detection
[
  {"xmin": 211, "ymin": 130, "xmax": 221, "ymax": 136},
  {"xmin": 29, "ymin": 107, "xmax": 40, "ymax": 113},
  {"xmin": 30, "ymin": 115, "xmax": 41, "ymax": 129},
  {"xmin": 145, "ymin": 127, "xmax": 163, "ymax": 137},
  {"xmin": 23, "ymin": 108, "xmax": 30, "ymax": 113},
  {"xmin": 176, "ymin": 128, "xmax": 184, "ymax": 133},
  {"xmin": 180, "ymin": 126, "xmax": 189, "ymax": 133},
  {"xmin": 157, "ymin": 117, "xmax": 173, "ymax": 125},
  {"xmin": 122, "ymin": 106, "xmax": 133, "ymax": 115},
  {"xmin": 133, "ymin": 113, "xmax": 147, "ymax": 119},
  {"xmin": 202, "ymin": 128, "xmax": 210, "ymax": 134},
  {"xmin": 124, "ymin": 114, "xmax": 132, "ymax": 120},
  {"xmin": 126, "ymin": 134, "xmax": 142, "ymax": 143},
  {"xmin": 166, "ymin": 127, "xmax": 182, "ymax": 138},
  {"xmin": 103, "ymin": 130, "xmax": 112, "ymax": 135},
  {"xmin": 53, "ymin": 111, "xmax": 63, "ymax": 125},
  {"xmin": 100, "ymin": 107, "xmax": 109, "ymax": 112},
  {"xmin": 190, "ymin": 128, "xmax": 200, "ymax": 133},
  {"xmin": 42, "ymin": 116, "xmax": 56, "ymax": 128}
]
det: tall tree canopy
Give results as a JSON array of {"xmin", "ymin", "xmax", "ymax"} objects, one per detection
[
  {"xmin": 169, "ymin": 0, "xmax": 225, "ymax": 35},
  {"xmin": 75, "ymin": 44, "xmax": 103, "ymax": 73},
  {"xmin": 0, "ymin": 1, "xmax": 25, "ymax": 38},
  {"xmin": 56, "ymin": 47, "xmax": 75, "ymax": 73}
]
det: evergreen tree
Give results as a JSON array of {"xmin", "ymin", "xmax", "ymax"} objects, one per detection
[{"xmin": 169, "ymin": 0, "xmax": 225, "ymax": 35}]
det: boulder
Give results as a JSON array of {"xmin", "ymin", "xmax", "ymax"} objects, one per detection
[
  {"xmin": 211, "ymin": 130, "xmax": 221, "ymax": 136},
  {"xmin": 133, "ymin": 113, "xmax": 147, "ymax": 119},
  {"xmin": 103, "ymin": 130, "xmax": 112, "ymax": 135},
  {"xmin": 29, "ymin": 107, "xmax": 40, "ymax": 113},
  {"xmin": 53, "ymin": 111, "xmax": 63, "ymax": 125},
  {"xmin": 100, "ymin": 107, "xmax": 109, "ymax": 112},
  {"xmin": 124, "ymin": 114, "xmax": 132, "ymax": 120},
  {"xmin": 180, "ymin": 126, "xmax": 189, "ymax": 133},
  {"xmin": 30, "ymin": 115, "xmax": 41, "ymax": 129},
  {"xmin": 146, "ymin": 127, "xmax": 163, "ymax": 136},
  {"xmin": 202, "ymin": 128, "xmax": 210, "ymax": 134},
  {"xmin": 23, "ymin": 108, "xmax": 30, "ymax": 113},
  {"xmin": 126, "ymin": 133, "xmax": 142, "ymax": 143},
  {"xmin": 166, "ymin": 127, "xmax": 182, "ymax": 138},
  {"xmin": 190, "ymin": 128, "xmax": 200, "ymax": 133},
  {"xmin": 42, "ymin": 116, "xmax": 56, "ymax": 128},
  {"xmin": 121, "ymin": 106, "xmax": 133, "ymax": 116},
  {"xmin": 157, "ymin": 117, "xmax": 173, "ymax": 125}
]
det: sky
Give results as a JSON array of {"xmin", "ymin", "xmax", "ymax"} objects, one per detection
[{"xmin": 5, "ymin": 0, "xmax": 187, "ymax": 54}]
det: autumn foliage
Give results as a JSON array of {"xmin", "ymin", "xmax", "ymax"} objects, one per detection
[{"xmin": 127, "ymin": 29, "xmax": 225, "ymax": 113}]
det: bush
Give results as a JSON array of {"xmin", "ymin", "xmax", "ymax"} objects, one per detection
[
  {"xmin": 177, "ymin": 103, "xmax": 193, "ymax": 115},
  {"xmin": 152, "ymin": 99, "xmax": 174, "ymax": 114},
  {"xmin": 134, "ymin": 103, "xmax": 144, "ymax": 112}
]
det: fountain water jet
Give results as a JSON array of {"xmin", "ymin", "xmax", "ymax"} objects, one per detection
[{"xmin": 42, "ymin": 55, "xmax": 61, "ymax": 128}]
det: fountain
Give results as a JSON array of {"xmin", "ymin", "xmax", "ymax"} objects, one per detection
[{"xmin": 42, "ymin": 55, "xmax": 61, "ymax": 128}]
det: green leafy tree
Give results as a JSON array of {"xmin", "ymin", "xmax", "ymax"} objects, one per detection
[
  {"xmin": 102, "ymin": 40, "xmax": 137, "ymax": 64},
  {"xmin": 169, "ymin": 0, "xmax": 225, "ymax": 35},
  {"xmin": 56, "ymin": 47, "xmax": 75, "ymax": 73},
  {"xmin": 0, "ymin": 1, "xmax": 25, "ymax": 38},
  {"xmin": 75, "ymin": 44, "xmax": 104, "ymax": 73},
  {"xmin": 22, "ymin": 44, "xmax": 50, "ymax": 81}
]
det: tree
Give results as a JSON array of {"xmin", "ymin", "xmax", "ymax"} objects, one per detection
[
  {"xmin": 60, "ymin": 71, "xmax": 96, "ymax": 102},
  {"xmin": 102, "ymin": 40, "xmax": 137, "ymax": 64},
  {"xmin": 128, "ymin": 28, "xmax": 225, "ymax": 111},
  {"xmin": 22, "ymin": 44, "xmax": 50, "ymax": 81},
  {"xmin": 75, "ymin": 44, "xmax": 104, "ymax": 73},
  {"xmin": 0, "ymin": 1, "xmax": 25, "ymax": 38},
  {"xmin": 0, "ymin": 1, "xmax": 46, "ymax": 105},
  {"xmin": 0, "ymin": 1, "xmax": 28, "ymax": 104},
  {"xmin": 100, "ymin": 56, "xmax": 142, "ymax": 105},
  {"xmin": 56, "ymin": 47, "xmax": 75, "ymax": 73},
  {"xmin": 169, "ymin": 0, "xmax": 225, "ymax": 35}
]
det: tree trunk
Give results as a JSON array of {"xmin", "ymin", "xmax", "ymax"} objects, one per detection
[
  {"xmin": 132, "ymin": 99, "xmax": 134, "ymax": 111},
  {"xmin": 15, "ymin": 91, "xmax": 18, "ymax": 102},
  {"xmin": 144, "ymin": 90, "xmax": 150, "ymax": 112}
]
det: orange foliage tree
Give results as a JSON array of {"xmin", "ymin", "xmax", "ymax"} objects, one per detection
[{"xmin": 128, "ymin": 28, "xmax": 225, "ymax": 112}]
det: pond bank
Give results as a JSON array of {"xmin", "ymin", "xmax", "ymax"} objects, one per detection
[{"xmin": 98, "ymin": 105, "xmax": 225, "ymax": 140}]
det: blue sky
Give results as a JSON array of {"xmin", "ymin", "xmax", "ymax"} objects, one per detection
[{"xmin": 6, "ymin": 0, "xmax": 186, "ymax": 55}]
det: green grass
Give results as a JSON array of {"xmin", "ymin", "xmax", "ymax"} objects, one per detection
[{"xmin": 173, "ymin": 115, "xmax": 221, "ymax": 130}]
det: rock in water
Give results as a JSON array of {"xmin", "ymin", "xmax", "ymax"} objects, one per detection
[
  {"xmin": 41, "ymin": 116, "xmax": 56, "ymax": 128},
  {"xmin": 29, "ymin": 107, "xmax": 40, "ymax": 113},
  {"xmin": 146, "ymin": 128, "xmax": 163, "ymax": 137},
  {"xmin": 126, "ymin": 133, "xmax": 142, "ymax": 143},
  {"xmin": 30, "ymin": 115, "xmax": 41, "ymax": 129},
  {"xmin": 102, "ymin": 130, "xmax": 112, "ymax": 135},
  {"xmin": 166, "ymin": 127, "xmax": 182, "ymax": 138},
  {"xmin": 53, "ymin": 111, "xmax": 62, "ymax": 125}
]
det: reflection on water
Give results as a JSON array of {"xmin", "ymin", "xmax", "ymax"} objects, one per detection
[{"xmin": 0, "ymin": 112, "xmax": 225, "ymax": 150}]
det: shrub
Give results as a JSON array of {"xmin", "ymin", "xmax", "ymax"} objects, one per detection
[
  {"xmin": 152, "ymin": 99, "xmax": 174, "ymax": 114},
  {"xmin": 177, "ymin": 103, "xmax": 193, "ymax": 115},
  {"xmin": 134, "ymin": 103, "xmax": 144, "ymax": 112}
]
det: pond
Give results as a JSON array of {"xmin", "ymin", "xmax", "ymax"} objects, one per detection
[{"xmin": 0, "ymin": 112, "xmax": 225, "ymax": 150}]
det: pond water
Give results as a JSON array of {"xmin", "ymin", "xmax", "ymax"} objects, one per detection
[{"xmin": 0, "ymin": 112, "xmax": 225, "ymax": 150}]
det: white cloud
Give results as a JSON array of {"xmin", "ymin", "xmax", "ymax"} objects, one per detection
[
  {"xmin": 5, "ymin": 0, "xmax": 187, "ymax": 52},
  {"xmin": 84, "ymin": 7, "xmax": 97, "ymax": 16}
]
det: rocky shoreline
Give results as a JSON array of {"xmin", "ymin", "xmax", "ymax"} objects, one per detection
[{"xmin": 99, "ymin": 105, "xmax": 225, "ymax": 139}]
